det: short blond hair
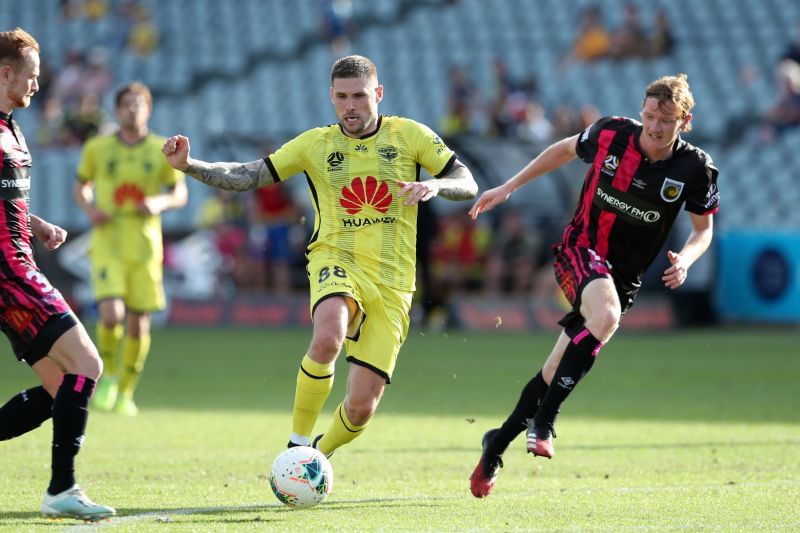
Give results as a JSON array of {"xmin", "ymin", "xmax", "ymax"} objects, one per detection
[
  {"xmin": 0, "ymin": 27, "xmax": 40, "ymax": 71},
  {"xmin": 643, "ymin": 73, "xmax": 695, "ymax": 131}
]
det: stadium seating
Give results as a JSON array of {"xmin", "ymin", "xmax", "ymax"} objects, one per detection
[{"xmin": 3, "ymin": 0, "xmax": 799, "ymax": 230}]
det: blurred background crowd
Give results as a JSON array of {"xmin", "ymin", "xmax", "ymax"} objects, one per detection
[{"xmin": 5, "ymin": 0, "xmax": 800, "ymax": 328}]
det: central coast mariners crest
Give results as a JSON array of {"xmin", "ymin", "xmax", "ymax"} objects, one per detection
[{"xmin": 660, "ymin": 178, "xmax": 684, "ymax": 202}]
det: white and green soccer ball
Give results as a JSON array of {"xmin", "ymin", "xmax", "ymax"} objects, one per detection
[{"xmin": 269, "ymin": 446, "xmax": 333, "ymax": 509}]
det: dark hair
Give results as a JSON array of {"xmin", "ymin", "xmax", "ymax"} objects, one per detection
[
  {"xmin": 330, "ymin": 55, "xmax": 378, "ymax": 85},
  {"xmin": 115, "ymin": 81, "xmax": 152, "ymax": 110},
  {"xmin": 0, "ymin": 27, "xmax": 40, "ymax": 70}
]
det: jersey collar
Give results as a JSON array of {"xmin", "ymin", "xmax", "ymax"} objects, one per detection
[{"xmin": 338, "ymin": 115, "xmax": 383, "ymax": 140}]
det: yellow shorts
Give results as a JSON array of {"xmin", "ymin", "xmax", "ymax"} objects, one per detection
[
  {"xmin": 91, "ymin": 255, "xmax": 165, "ymax": 313},
  {"xmin": 307, "ymin": 254, "xmax": 412, "ymax": 383}
]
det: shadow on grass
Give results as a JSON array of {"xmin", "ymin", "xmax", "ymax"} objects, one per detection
[
  {"xmin": 352, "ymin": 438, "xmax": 800, "ymax": 454},
  {"xmin": 17, "ymin": 497, "xmax": 459, "ymax": 529}
]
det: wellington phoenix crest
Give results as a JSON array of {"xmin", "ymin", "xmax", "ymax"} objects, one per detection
[{"xmin": 340, "ymin": 176, "xmax": 392, "ymax": 215}]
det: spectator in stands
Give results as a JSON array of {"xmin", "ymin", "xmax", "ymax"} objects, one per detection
[
  {"xmin": 648, "ymin": 9, "xmax": 675, "ymax": 57},
  {"xmin": 80, "ymin": 48, "xmax": 113, "ymax": 99},
  {"xmin": 483, "ymin": 208, "xmax": 542, "ymax": 296},
  {"xmin": 249, "ymin": 179, "xmax": 301, "ymax": 294},
  {"xmin": 610, "ymin": 4, "xmax": 647, "ymax": 60},
  {"xmin": 565, "ymin": 6, "xmax": 611, "ymax": 63},
  {"xmin": 83, "ymin": 0, "xmax": 109, "ymax": 21},
  {"xmin": 320, "ymin": 0, "xmax": 354, "ymax": 55},
  {"xmin": 196, "ymin": 190, "xmax": 258, "ymax": 295},
  {"xmin": 64, "ymin": 92, "xmax": 110, "ymax": 144},
  {"xmin": 761, "ymin": 59, "xmax": 800, "ymax": 142},
  {"xmin": 518, "ymin": 101, "xmax": 554, "ymax": 143},
  {"xmin": 782, "ymin": 19, "xmax": 800, "ymax": 65},
  {"xmin": 441, "ymin": 65, "xmax": 476, "ymax": 135},
  {"xmin": 37, "ymin": 97, "xmax": 70, "ymax": 147},
  {"xmin": 127, "ymin": 4, "xmax": 159, "ymax": 56},
  {"xmin": 51, "ymin": 49, "xmax": 86, "ymax": 105},
  {"xmin": 103, "ymin": 0, "xmax": 137, "ymax": 51}
]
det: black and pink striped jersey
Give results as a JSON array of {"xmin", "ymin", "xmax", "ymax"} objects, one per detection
[
  {"xmin": 564, "ymin": 115, "xmax": 719, "ymax": 284},
  {"xmin": 1, "ymin": 110, "xmax": 72, "ymax": 361},
  {"xmin": 0, "ymin": 110, "xmax": 33, "ymax": 259}
]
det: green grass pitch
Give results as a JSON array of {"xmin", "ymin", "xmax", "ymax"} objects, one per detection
[{"xmin": 1, "ymin": 326, "xmax": 799, "ymax": 531}]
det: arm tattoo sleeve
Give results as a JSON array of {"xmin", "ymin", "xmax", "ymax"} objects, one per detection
[
  {"xmin": 436, "ymin": 160, "xmax": 478, "ymax": 201},
  {"xmin": 184, "ymin": 159, "xmax": 272, "ymax": 192}
]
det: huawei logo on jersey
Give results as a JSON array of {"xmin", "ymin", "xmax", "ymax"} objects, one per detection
[
  {"xmin": 113, "ymin": 183, "xmax": 145, "ymax": 207},
  {"xmin": 340, "ymin": 176, "xmax": 392, "ymax": 215}
]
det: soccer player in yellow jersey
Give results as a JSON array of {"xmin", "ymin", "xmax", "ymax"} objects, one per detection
[
  {"xmin": 74, "ymin": 82, "xmax": 187, "ymax": 416},
  {"xmin": 163, "ymin": 55, "xmax": 477, "ymax": 456}
]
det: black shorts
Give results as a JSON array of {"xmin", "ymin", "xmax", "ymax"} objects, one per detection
[
  {"xmin": 3, "ymin": 312, "xmax": 78, "ymax": 366},
  {"xmin": 552, "ymin": 244, "xmax": 640, "ymax": 335}
]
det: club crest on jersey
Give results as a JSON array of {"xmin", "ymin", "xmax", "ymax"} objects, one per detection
[
  {"xmin": 340, "ymin": 176, "xmax": 392, "ymax": 215},
  {"xmin": 377, "ymin": 145, "xmax": 398, "ymax": 161},
  {"xmin": 601, "ymin": 155, "xmax": 619, "ymax": 176},
  {"xmin": 660, "ymin": 178, "xmax": 684, "ymax": 203}
]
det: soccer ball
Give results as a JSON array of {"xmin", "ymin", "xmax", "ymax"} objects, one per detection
[{"xmin": 269, "ymin": 446, "xmax": 333, "ymax": 509}]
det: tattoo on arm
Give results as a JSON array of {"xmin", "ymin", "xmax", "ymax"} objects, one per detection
[
  {"xmin": 435, "ymin": 160, "xmax": 478, "ymax": 200},
  {"xmin": 184, "ymin": 159, "xmax": 272, "ymax": 192}
]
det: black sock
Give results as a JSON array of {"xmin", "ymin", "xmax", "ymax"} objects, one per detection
[
  {"xmin": 49, "ymin": 374, "xmax": 95, "ymax": 495},
  {"xmin": 534, "ymin": 328, "xmax": 603, "ymax": 428},
  {"xmin": 486, "ymin": 372, "xmax": 549, "ymax": 457},
  {"xmin": 0, "ymin": 386, "xmax": 53, "ymax": 441}
]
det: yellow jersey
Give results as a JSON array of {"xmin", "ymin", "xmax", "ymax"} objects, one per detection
[
  {"xmin": 266, "ymin": 115, "xmax": 455, "ymax": 291},
  {"xmin": 76, "ymin": 132, "xmax": 184, "ymax": 262}
]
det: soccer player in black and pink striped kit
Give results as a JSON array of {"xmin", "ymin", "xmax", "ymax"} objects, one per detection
[
  {"xmin": 468, "ymin": 74, "xmax": 719, "ymax": 498},
  {"xmin": 0, "ymin": 27, "xmax": 114, "ymax": 521}
]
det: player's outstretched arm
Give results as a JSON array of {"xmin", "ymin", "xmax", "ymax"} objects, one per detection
[
  {"xmin": 396, "ymin": 160, "xmax": 477, "ymax": 206},
  {"xmin": 469, "ymin": 134, "xmax": 578, "ymax": 219},
  {"xmin": 435, "ymin": 159, "xmax": 478, "ymax": 201},
  {"xmin": 162, "ymin": 135, "xmax": 273, "ymax": 192}
]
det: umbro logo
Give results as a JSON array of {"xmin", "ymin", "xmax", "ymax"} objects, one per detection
[
  {"xmin": 558, "ymin": 377, "xmax": 575, "ymax": 389},
  {"xmin": 632, "ymin": 178, "xmax": 647, "ymax": 189}
]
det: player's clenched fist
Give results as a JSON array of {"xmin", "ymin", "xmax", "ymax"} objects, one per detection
[{"xmin": 162, "ymin": 135, "xmax": 191, "ymax": 170}]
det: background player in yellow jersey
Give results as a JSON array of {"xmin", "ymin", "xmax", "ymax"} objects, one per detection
[
  {"xmin": 162, "ymin": 55, "xmax": 477, "ymax": 457},
  {"xmin": 74, "ymin": 82, "xmax": 187, "ymax": 416}
]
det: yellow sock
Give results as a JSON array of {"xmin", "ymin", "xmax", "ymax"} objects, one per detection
[
  {"xmin": 96, "ymin": 323, "xmax": 123, "ymax": 377},
  {"xmin": 117, "ymin": 334, "xmax": 151, "ymax": 398},
  {"xmin": 292, "ymin": 355, "xmax": 335, "ymax": 439},
  {"xmin": 317, "ymin": 402, "xmax": 368, "ymax": 456}
]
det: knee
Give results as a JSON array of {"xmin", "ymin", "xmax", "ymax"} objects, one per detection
[
  {"xmin": 345, "ymin": 396, "xmax": 377, "ymax": 426},
  {"xmin": 308, "ymin": 331, "xmax": 344, "ymax": 362},
  {"xmin": 587, "ymin": 307, "xmax": 620, "ymax": 341}
]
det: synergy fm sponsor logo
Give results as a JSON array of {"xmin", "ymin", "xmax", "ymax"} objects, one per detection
[
  {"xmin": 340, "ymin": 176, "xmax": 396, "ymax": 230},
  {"xmin": 0, "ymin": 177, "xmax": 30, "ymax": 189},
  {"xmin": 595, "ymin": 186, "xmax": 661, "ymax": 224}
]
